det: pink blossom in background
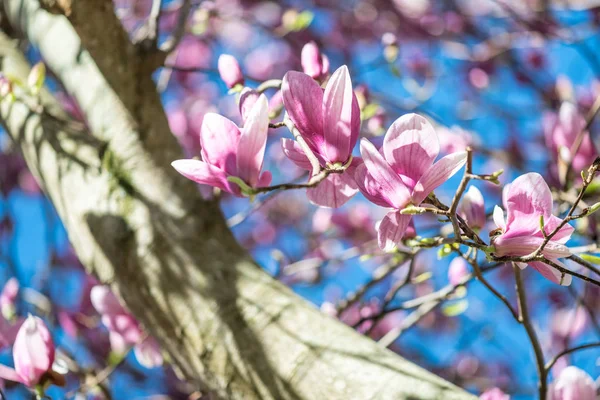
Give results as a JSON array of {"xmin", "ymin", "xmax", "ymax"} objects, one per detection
[
  {"xmin": 172, "ymin": 94, "xmax": 272, "ymax": 196},
  {"xmin": 281, "ymin": 65, "xmax": 361, "ymax": 208},
  {"xmin": 218, "ymin": 54, "xmax": 245, "ymax": 88},
  {"xmin": 448, "ymin": 257, "xmax": 470, "ymax": 285},
  {"xmin": 301, "ymin": 41, "xmax": 329, "ymax": 81},
  {"xmin": 0, "ymin": 278, "xmax": 18, "ymax": 319},
  {"xmin": 91, "ymin": 285, "xmax": 163, "ymax": 368},
  {"xmin": 0, "ymin": 314, "xmax": 22, "ymax": 351},
  {"xmin": 0, "ymin": 315, "xmax": 56, "ymax": 388},
  {"xmin": 459, "ymin": 186, "xmax": 486, "ymax": 230},
  {"xmin": 436, "ymin": 125, "xmax": 473, "ymax": 154},
  {"xmin": 548, "ymin": 366, "xmax": 597, "ymax": 400},
  {"xmin": 543, "ymin": 102, "xmax": 598, "ymax": 182},
  {"xmin": 355, "ymin": 113, "xmax": 467, "ymax": 250},
  {"xmin": 492, "ymin": 173, "xmax": 574, "ymax": 285},
  {"xmin": 479, "ymin": 387, "xmax": 510, "ymax": 400},
  {"xmin": 551, "ymin": 307, "xmax": 587, "ymax": 340}
]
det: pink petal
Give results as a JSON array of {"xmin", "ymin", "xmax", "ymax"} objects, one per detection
[
  {"xmin": 307, "ymin": 171, "xmax": 358, "ymax": 208},
  {"xmin": 377, "ymin": 211, "xmax": 412, "ymax": 251},
  {"xmin": 281, "ymin": 138, "xmax": 312, "ymax": 170},
  {"xmin": 493, "ymin": 206, "xmax": 506, "ymax": 231},
  {"xmin": 360, "ymin": 139, "xmax": 411, "ymax": 209},
  {"xmin": 239, "ymin": 88, "xmax": 260, "ymax": 123},
  {"xmin": 200, "ymin": 113, "xmax": 241, "ymax": 175},
  {"xmin": 171, "ymin": 160, "xmax": 234, "ymax": 193},
  {"xmin": 383, "ymin": 114, "xmax": 440, "ymax": 185},
  {"xmin": 505, "ymin": 172, "xmax": 553, "ymax": 226},
  {"xmin": 529, "ymin": 261, "xmax": 572, "ymax": 286},
  {"xmin": 217, "ymin": 54, "xmax": 244, "ymax": 88},
  {"xmin": 236, "ymin": 94, "xmax": 269, "ymax": 186},
  {"xmin": 493, "ymin": 236, "xmax": 570, "ymax": 259},
  {"xmin": 412, "ymin": 151, "xmax": 467, "ymax": 204},
  {"xmin": 542, "ymin": 215, "xmax": 574, "ymax": 244},
  {"xmin": 322, "ymin": 65, "xmax": 359, "ymax": 163},
  {"xmin": 354, "ymin": 163, "xmax": 395, "ymax": 208},
  {"xmin": 301, "ymin": 42, "xmax": 324, "ymax": 79},
  {"xmin": 258, "ymin": 171, "xmax": 272, "ymax": 187},
  {"xmin": 0, "ymin": 364, "xmax": 21, "ymax": 383},
  {"xmin": 134, "ymin": 337, "xmax": 163, "ymax": 369},
  {"xmin": 281, "ymin": 71, "xmax": 324, "ymax": 150}
]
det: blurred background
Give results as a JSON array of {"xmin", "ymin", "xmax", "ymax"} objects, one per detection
[{"xmin": 2, "ymin": 0, "xmax": 600, "ymax": 398}]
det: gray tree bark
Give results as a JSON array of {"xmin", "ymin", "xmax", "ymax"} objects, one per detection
[{"xmin": 0, "ymin": 1, "xmax": 475, "ymax": 399}]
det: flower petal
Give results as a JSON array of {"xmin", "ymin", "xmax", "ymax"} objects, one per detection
[
  {"xmin": 200, "ymin": 113, "xmax": 241, "ymax": 175},
  {"xmin": 494, "ymin": 236, "xmax": 570, "ymax": 259},
  {"xmin": 307, "ymin": 171, "xmax": 358, "ymax": 208},
  {"xmin": 412, "ymin": 151, "xmax": 467, "ymax": 204},
  {"xmin": 542, "ymin": 215, "xmax": 574, "ymax": 244},
  {"xmin": 529, "ymin": 261, "xmax": 572, "ymax": 286},
  {"xmin": 493, "ymin": 205, "xmax": 506, "ymax": 231},
  {"xmin": 377, "ymin": 211, "xmax": 412, "ymax": 251},
  {"xmin": 354, "ymin": 163, "xmax": 394, "ymax": 208},
  {"xmin": 281, "ymin": 138, "xmax": 312, "ymax": 170},
  {"xmin": 0, "ymin": 364, "xmax": 21, "ymax": 383},
  {"xmin": 322, "ymin": 65, "xmax": 359, "ymax": 163},
  {"xmin": 237, "ymin": 94, "xmax": 269, "ymax": 186},
  {"xmin": 383, "ymin": 114, "xmax": 439, "ymax": 185},
  {"xmin": 134, "ymin": 337, "xmax": 163, "ymax": 369},
  {"xmin": 505, "ymin": 172, "xmax": 553, "ymax": 226},
  {"xmin": 360, "ymin": 139, "xmax": 411, "ymax": 209},
  {"xmin": 171, "ymin": 159, "xmax": 233, "ymax": 193},
  {"xmin": 281, "ymin": 71, "xmax": 324, "ymax": 150}
]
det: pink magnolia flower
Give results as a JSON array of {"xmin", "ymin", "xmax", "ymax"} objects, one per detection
[
  {"xmin": 355, "ymin": 114, "xmax": 467, "ymax": 250},
  {"xmin": 0, "ymin": 277, "xmax": 18, "ymax": 319},
  {"xmin": 172, "ymin": 94, "xmax": 272, "ymax": 196},
  {"xmin": 459, "ymin": 186, "xmax": 486, "ymax": 230},
  {"xmin": 548, "ymin": 366, "xmax": 597, "ymax": 400},
  {"xmin": 91, "ymin": 286, "xmax": 163, "ymax": 368},
  {"xmin": 543, "ymin": 102, "xmax": 598, "ymax": 182},
  {"xmin": 218, "ymin": 54, "xmax": 244, "ymax": 89},
  {"xmin": 480, "ymin": 387, "xmax": 510, "ymax": 400},
  {"xmin": 0, "ymin": 315, "xmax": 55, "ymax": 388},
  {"xmin": 448, "ymin": 257, "xmax": 470, "ymax": 285},
  {"xmin": 281, "ymin": 65, "xmax": 361, "ymax": 208},
  {"xmin": 301, "ymin": 41, "xmax": 329, "ymax": 81},
  {"xmin": 492, "ymin": 173, "xmax": 574, "ymax": 285}
]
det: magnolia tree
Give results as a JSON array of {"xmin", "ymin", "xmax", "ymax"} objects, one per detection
[{"xmin": 0, "ymin": 0, "xmax": 600, "ymax": 399}]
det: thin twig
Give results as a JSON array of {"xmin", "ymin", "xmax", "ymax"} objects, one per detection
[
  {"xmin": 514, "ymin": 264, "xmax": 547, "ymax": 400},
  {"xmin": 545, "ymin": 342, "xmax": 600, "ymax": 372},
  {"xmin": 160, "ymin": 0, "xmax": 192, "ymax": 53}
]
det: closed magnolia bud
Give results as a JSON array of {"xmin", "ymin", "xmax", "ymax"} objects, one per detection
[
  {"xmin": 459, "ymin": 186, "xmax": 485, "ymax": 230},
  {"xmin": 13, "ymin": 315, "xmax": 55, "ymax": 387},
  {"xmin": 448, "ymin": 257, "xmax": 470, "ymax": 286},
  {"xmin": 218, "ymin": 54, "xmax": 244, "ymax": 89},
  {"xmin": 301, "ymin": 42, "xmax": 329, "ymax": 80}
]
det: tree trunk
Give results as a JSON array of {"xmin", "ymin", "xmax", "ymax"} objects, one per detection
[{"xmin": 0, "ymin": 1, "xmax": 474, "ymax": 399}]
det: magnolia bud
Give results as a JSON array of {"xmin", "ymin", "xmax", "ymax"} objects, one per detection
[
  {"xmin": 13, "ymin": 315, "xmax": 55, "ymax": 387},
  {"xmin": 301, "ymin": 42, "xmax": 329, "ymax": 80},
  {"xmin": 448, "ymin": 257, "xmax": 470, "ymax": 286},
  {"xmin": 218, "ymin": 54, "xmax": 244, "ymax": 89},
  {"xmin": 459, "ymin": 186, "xmax": 486, "ymax": 230}
]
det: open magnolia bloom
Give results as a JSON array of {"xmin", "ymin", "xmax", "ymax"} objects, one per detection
[
  {"xmin": 281, "ymin": 65, "xmax": 361, "ymax": 208},
  {"xmin": 492, "ymin": 173, "xmax": 574, "ymax": 286},
  {"xmin": 172, "ymin": 94, "xmax": 271, "ymax": 196},
  {"xmin": 355, "ymin": 114, "xmax": 467, "ymax": 251}
]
